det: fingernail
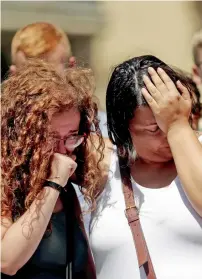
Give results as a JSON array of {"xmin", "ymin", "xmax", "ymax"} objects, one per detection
[
  {"xmin": 148, "ymin": 67, "xmax": 154, "ymax": 72},
  {"xmin": 157, "ymin": 67, "xmax": 163, "ymax": 72}
]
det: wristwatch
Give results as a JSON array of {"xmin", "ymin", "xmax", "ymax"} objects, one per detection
[{"xmin": 43, "ymin": 180, "xmax": 63, "ymax": 193}]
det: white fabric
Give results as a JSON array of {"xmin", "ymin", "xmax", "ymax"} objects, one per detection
[
  {"xmin": 98, "ymin": 110, "xmax": 108, "ymax": 138},
  {"xmin": 89, "ymin": 135, "xmax": 202, "ymax": 279}
]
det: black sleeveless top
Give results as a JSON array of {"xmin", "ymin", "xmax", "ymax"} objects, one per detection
[{"xmin": 1, "ymin": 185, "xmax": 89, "ymax": 279}]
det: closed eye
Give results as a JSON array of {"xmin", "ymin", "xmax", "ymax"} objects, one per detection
[{"xmin": 146, "ymin": 126, "xmax": 160, "ymax": 133}]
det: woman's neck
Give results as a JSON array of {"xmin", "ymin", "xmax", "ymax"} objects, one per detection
[
  {"xmin": 130, "ymin": 157, "xmax": 177, "ymax": 189},
  {"xmin": 133, "ymin": 157, "xmax": 175, "ymax": 169}
]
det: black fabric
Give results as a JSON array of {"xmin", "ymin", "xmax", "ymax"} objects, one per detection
[
  {"xmin": 43, "ymin": 181, "xmax": 63, "ymax": 194},
  {"xmin": 1, "ymin": 183, "xmax": 88, "ymax": 279}
]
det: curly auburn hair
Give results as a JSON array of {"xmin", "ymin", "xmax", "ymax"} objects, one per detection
[{"xmin": 1, "ymin": 59, "xmax": 104, "ymax": 222}]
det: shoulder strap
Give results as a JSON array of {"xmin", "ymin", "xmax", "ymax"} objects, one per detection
[
  {"xmin": 65, "ymin": 183, "xmax": 97, "ymax": 279},
  {"xmin": 60, "ymin": 184, "xmax": 75, "ymax": 279},
  {"xmin": 118, "ymin": 155, "xmax": 156, "ymax": 279}
]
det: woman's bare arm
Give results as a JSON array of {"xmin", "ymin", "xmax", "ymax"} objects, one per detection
[
  {"xmin": 167, "ymin": 125, "xmax": 202, "ymax": 216},
  {"xmin": 1, "ymin": 152, "xmax": 77, "ymax": 275},
  {"xmin": 142, "ymin": 67, "xmax": 202, "ymax": 216},
  {"xmin": 1, "ymin": 187, "xmax": 59, "ymax": 275}
]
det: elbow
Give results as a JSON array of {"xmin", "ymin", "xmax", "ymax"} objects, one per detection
[{"xmin": 1, "ymin": 261, "xmax": 19, "ymax": 276}]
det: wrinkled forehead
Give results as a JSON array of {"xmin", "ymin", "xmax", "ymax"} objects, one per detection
[{"xmin": 51, "ymin": 109, "xmax": 81, "ymax": 137}]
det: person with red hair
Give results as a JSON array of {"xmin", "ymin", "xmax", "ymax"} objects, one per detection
[
  {"xmin": 1, "ymin": 59, "xmax": 106, "ymax": 279},
  {"xmin": 10, "ymin": 22, "xmax": 74, "ymax": 74}
]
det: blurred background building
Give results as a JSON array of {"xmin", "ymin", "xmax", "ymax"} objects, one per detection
[{"xmin": 1, "ymin": 0, "xmax": 202, "ymax": 110}]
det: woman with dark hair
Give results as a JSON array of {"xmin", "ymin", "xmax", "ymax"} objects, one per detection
[
  {"xmin": 1, "ymin": 59, "xmax": 106, "ymax": 279},
  {"xmin": 89, "ymin": 55, "xmax": 202, "ymax": 279}
]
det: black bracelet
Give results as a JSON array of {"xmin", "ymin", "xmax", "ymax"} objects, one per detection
[{"xmin": 43, "ymin": 180, "xmax": 63, "ymax": 193}]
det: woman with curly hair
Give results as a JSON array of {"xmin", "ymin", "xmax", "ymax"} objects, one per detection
[{"xmin": 1, "ymin": 59, "xmax": 106, "ymax": 279}]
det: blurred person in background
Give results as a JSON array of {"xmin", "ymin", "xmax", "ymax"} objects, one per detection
[
  {"xmin": 1, "ymin": 59, "xmax": 104, "ymax": 279},
  {"xmin": 174, "ymin": 66, "xmax": 202, "ymax": 130},
  {"xmin": 10, "ymin": 22, "xmax": 73, "ymax": 74},
  {"xmin": 192, "ymin": 28, "xmax": 202, "ymax": 87},
  {"xmin": 10, "ymin": 21, "xmax": 108, "ymax": 137},
  {"xmin": 188, "ymin": 78, "xmax": 202, "ymax": 130},
  {"xmin": 191, "ymin": 28, "xmax": 202, "ymax": 130}
]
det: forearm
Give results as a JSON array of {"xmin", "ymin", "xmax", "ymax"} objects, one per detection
[
  {"xmin": 1, "ymin": 187, "xmax": 59, "ymax": 274},
  {"xmin": 167, "ymin": 121, "xmax": 202, "ymax": 216}
]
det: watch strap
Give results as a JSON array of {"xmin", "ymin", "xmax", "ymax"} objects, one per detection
[{"xmin": 43, "ymin": 180, "xmax": 63, "ymax": 193}]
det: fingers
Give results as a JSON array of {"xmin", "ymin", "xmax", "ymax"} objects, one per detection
[
  {"xmin": 69, "ymin": 161, "xmax": 77, "ymax": 177},
  {"xmin": 141, "ymin": 88, "xmax": 160, "ymax": 114},
  {"xmin": 70, "ymin": 167, "xmax": 77, "ymax": 178},
  {"xmin": 143, "ymin": 75, "xmax": 162, "ymax": 102},
  {"xmin": 156, "ymin": 67, "xmax": 176, "ymax": 91},
  {"xmin": 69, "ymin": 154, "xmax": 77, "ymax": 161},
  {"xmin": 148, "ymin": 67, "xmax": 167, "ymax": 93},
  {"xmin": 176, "ymin": 80, "xmax": 191, "ymax": 101}
]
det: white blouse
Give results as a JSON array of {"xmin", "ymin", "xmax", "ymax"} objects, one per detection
[{"xmin": 89, "ymin": 136, "xmax": 202, "ymax": 279}]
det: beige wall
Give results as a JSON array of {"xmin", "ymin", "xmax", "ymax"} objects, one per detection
[{"xmin": 91, "ymin": 1, "xmax": 202, "ymax": 110}]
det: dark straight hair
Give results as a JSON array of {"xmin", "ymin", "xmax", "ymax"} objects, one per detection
[{"xmin": 106, "ymin": 55, "xmax": 196, "ymax": 159}]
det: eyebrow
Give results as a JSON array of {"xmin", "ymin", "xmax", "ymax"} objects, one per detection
[
  {"xmin": 69, "ymin": 129, "xmax": 79, "ymax": 133},
  {"xmin": 53, "ymin": 129, "xmax": 79, "ymax": 137}
]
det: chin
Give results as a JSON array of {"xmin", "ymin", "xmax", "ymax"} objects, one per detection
[
  {"xmin": 140, "ymin": 154, "xmax": 172, "ymax": 164},
  {"xmin": 155, "ymin": 152, "xmax": 173, "ymax": 162},
  {"xmin": 143, "ymin": 150, "xmax": 172, "ymax": 163}
]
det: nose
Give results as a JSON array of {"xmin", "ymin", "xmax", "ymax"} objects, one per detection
[
  {"xmin": 57, "ymin": 140, "xmax": 67, "ymax": 155},
  {"xmin": 56, "ymin": 140, "xmax": 76, "ymax": 156}
]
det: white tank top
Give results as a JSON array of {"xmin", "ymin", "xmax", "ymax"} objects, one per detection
[{"xmin": 89, "ymin": 136, "xmax": 202, "ymax": 279}]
